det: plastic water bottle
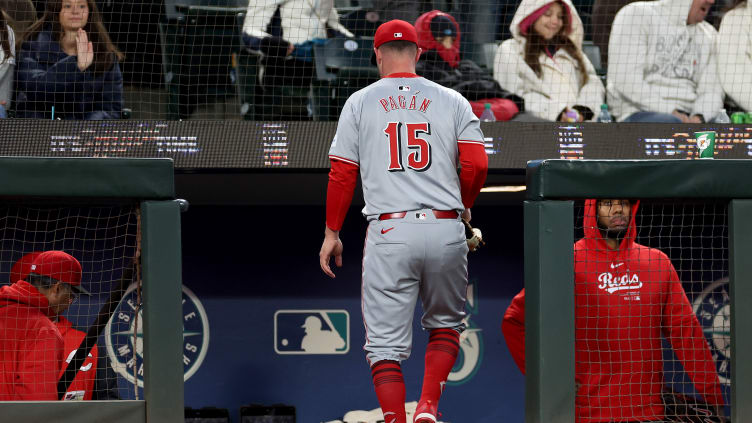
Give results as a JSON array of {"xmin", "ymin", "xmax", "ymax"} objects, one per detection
[
  {"xmin": 480, "ymin": 103, "xmax": 496, "ymax": 122},
  {"xmin": 715, "ymin": 108, "xmax": 731, "ymax": 123},
  {"xmin": 597, "ymin": 104, "xmax": 612, "ymax": 122}
]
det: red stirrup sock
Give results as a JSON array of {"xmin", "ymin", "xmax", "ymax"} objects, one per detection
[
  {"xmin": 370, "ymin": 360, "xmax": 406, "ymax": 423},
  {"xmin": 419, "ymin": 328, "xmax": 460, "ymax": 406}
]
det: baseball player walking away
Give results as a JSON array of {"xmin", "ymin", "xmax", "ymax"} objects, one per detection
[{"xmin": 318, "ymin": 19, "xmax": 488, "ymax": 423}]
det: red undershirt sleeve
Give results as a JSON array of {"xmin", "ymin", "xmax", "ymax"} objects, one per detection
[
  {"xmin": 458, "ymin": 142, "xmax": 488, "ymax": 209},
  {"xmin": 502, "ymin": 289, "xmax": 526, "ymax": 374},
  {"xmin": 326, "ymin": 158, "xmax": 359, "ymax": 231}
]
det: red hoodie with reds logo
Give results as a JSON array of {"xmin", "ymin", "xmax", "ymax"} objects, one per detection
[
  {"xmin": 502, "ymin": 199, "xmax": 724, "ymax": 422},
  {"xmin": 56, "ymin": 316, "xmax": 98, "ymax": 401},
  {"xmin": 0, "ymin": 280, "xmax": 64, "ymax": 400}
]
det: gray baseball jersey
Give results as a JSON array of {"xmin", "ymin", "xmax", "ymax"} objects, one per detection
[
  {"xmin": 328, "ymin": 75, "xmax": 485, "ymax": 217},
  {"xmin": 328, "ymin": 74, "xmax": 485, "ymax": 365}
]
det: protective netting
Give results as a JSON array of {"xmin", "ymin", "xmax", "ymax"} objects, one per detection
[
  {"xmin": 0, "ymin": 203, "xmax": 140, "ymax": 401},
  {"xmin": 573, "ymin": 199, "xmax": 729, "ymax": 422},
  {"xmin": 0, "ymin": 0, "xmax": 748, "ymax": 122}
]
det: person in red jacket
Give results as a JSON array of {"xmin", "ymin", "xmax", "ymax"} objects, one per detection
[
  {"xmin": 0, "ymin": 250, "xmax": 86, "ymax": 400},
  {"xmin": 9, "ymin": 251, "xmax": 119, "ymax": 401},
  {"xmin": 55, "ymin": 315, "xmax": 98, "ymax": 400},
  {"xmin": 502, "ymin": 199, "xmax": 725, "ymax": 422}
]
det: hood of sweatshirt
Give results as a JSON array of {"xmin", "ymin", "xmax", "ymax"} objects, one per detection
[
  {"xmin": 0, "ymin": 280, "xmax": 56, "ymax": 318},
  {"xmin": 581, "ymin": 198, "xmax": 640, "ymax": 254},
  {"xmin": 415, "ymin": 10, "xmax": 461, "ymax": 68},
  {"xmin": 655, "ymin": 0, "xmax": 697, "ymax": 27},
  {"xmin": 510, "ymin": 0, "xmax": 584, "ymax": 48}
]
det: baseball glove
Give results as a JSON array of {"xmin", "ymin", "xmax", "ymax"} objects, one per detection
[{"xmin": 463, "ymin": 219, "xmax": 485, "ymax": 252}]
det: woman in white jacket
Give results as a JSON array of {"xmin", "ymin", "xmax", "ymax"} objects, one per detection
[
  {"xmin": 0, "ymin": 8, "xmax": 13, "ymax": 118},
  {"xmin": 493, "ymin": 0, "xmax": 604, "ymax": 122},
  {"xmin": 717, "ymin": 0, "xmax": 751, "ymax": 112}
]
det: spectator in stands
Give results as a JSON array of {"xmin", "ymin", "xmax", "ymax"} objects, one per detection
[
  {"xmin": 607, "ymin": 0, "xmax": 723, "ymax": 122},
  {"xmin": 15, "ymin": 0, "xmax": 124, "ymax": 120},
  {"xmin": 10, "ymin": 252, "xmax": 119, "ymax": 401},
  {"xmin": 717, "ymin": 0, "xmax": 751, "ymax": 112},
  {"xmin": 0, "ymin": 250, "xmax": 85, "ymax": 400},
  {"xmin": 241, "ymin": 0, "xmax": 354, "ymax": 90},
  {"xmin": 415, "ymin": 10, "xmax": 524, "ymax": 121},
  {"xmin": 493, "ymin": 0, "xmax": 605, "ymax": 122},
  {"xmin": 0, "ymin": 7, "xmax": 14, "ymax": 117},
  {"xmin": 0, "ymin": 0, "xmax": 37, "ymax": 39}
]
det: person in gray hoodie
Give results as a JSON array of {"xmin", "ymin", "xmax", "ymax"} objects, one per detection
[
  {"xmin": 607, "ymin": 0, "xmax": 723, "ymax": 122},
  {"xmin": 0, "ymin": 7, "xmax": 14, "ymax": 117},
  {"xmin": 717, "ymin": 0, "xmax": 752, "ymax": 112}
]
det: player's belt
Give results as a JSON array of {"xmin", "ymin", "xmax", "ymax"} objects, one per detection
[{"xmin": 378, "ymin": 210, "xmax": 458, "ymax": 220}]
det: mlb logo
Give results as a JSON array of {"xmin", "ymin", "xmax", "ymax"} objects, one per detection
[
  {"xmin": 398, "ymin": 86, "xmax": 410, "ymax": 91},
  {"xmin": 394, "ymin": 32, "xmax": 403, "ymax": 38},
  {"xmin": 274, "ymin": 310, "xmax": 349, "ymax": 355}
]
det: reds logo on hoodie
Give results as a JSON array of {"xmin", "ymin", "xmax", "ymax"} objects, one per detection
[{"xmin": 596, "ymin": 270, "xmax": 642, "ymax": 294}]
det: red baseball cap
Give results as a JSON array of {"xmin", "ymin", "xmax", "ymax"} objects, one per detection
[
  {"xmin": 374, "ymin": 19, "xmax": 418, "ymax": 49},
  {"xmin": 10, "ymin": 251, "xmax": 42, "ymax": 285},
  {"xmin": 28, "ymin": 250, "xmax": 89, "ymax": 296}
]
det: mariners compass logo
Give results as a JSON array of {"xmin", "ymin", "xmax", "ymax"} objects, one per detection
[
  {"xmin": 105, "ymin": 283, "xmax": 210, "ymax": 387},
  {"xmin": 448, "ymin": 279, "xmax": 483, "ymax": 385},
  {"xmin": 693, "ymin": 277, "xmax": 731, "ymax": 384}
]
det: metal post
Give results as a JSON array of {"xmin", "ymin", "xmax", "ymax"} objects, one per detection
[
  {"xmin": 141, "ymin": 200, "xmax": 184, "ymax": 423},
  {"xmin": 729, "ymin": 200, "xmax": 752, "ymax": 422},
  {"xmin": 524, "ymin": 200, "xmax": 575, "ymax": 423}
]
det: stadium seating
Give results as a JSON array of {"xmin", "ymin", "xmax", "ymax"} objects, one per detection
[
  {"xmin": 582, "ymin": 40, "xmax": 604, "ymax": 76},
  {"xmin": 158, "ymin": 1, "xmax": 244, "ymax": 120},
  {"xmin": 234, "ymin": 12, "xmax": 313, "ymax": 121},
  {"xmin": 311, "ymin": 37, "xmax": 380, "ymax": 121}
]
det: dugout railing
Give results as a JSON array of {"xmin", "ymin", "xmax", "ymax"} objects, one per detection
[
  {"xmin": 524, "ymin": 159, "xmax": 752, "ymax": 423},
  {"xmin": 0, "ymin": 158, "xmax": 183, "ymax": 423}
]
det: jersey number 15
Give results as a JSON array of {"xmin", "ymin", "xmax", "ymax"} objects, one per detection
[{"xmin": 385, "ymin": 122, "xmax": 432, "ymax": 172}]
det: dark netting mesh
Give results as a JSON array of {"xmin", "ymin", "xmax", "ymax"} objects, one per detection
[
  {"xmin": 0, "ymin": 203, "xmax": 141, "ymax": 401},
  {"xmin": 0, "ymin": 0, "xmax": 746, "ymax": 122},
  {"xmin": 573, "ymin": 199, "xmax": 729, "ymax": 422},
  {"xmin": 0, "ymin": 0, "xmax": 750, "ymax": 167}
]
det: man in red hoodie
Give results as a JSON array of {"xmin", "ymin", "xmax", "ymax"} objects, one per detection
[
  {"xmin": 0, "ymin": 250, "xmax": 86, "ymax": 400},
  {"xmin": 9, "ymin": 251, "xmax": 119, "ymax": 401},
  {"xmin": 502, "ymin": 199, "xmax": 725, "ymax": 422}
]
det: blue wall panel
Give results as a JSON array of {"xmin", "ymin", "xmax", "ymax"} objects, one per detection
[{"xmin": 178, "ymin": 205, "xmax": 526, "ymax": 423}]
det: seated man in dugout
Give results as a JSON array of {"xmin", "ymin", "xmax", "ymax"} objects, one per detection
[{"xmin": 0, "ymin": 251, "xmax": 87, "ymax": 400}]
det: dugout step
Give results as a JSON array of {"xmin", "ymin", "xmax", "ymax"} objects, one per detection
[
  {"xmin": 239, "ymin": 404, "xmax": 295, "ymax": 422},
  {"xmin": 185, "ymin": 406, "xmax": 230, "ymax": 423}
]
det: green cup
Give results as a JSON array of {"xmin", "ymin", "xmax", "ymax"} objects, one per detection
[
  {"xmin": 731, "ymin": 112, "xmax": 746, "ymax": 124},
  {"xmin": 695, "ymin": 131, "xmax": 716, "ymax": 159}
]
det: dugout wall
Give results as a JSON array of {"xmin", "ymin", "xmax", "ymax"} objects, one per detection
[
  {"xmin": 0, "ymin": 158, "xmax": 183, "ymax": 423},
  {"xmin": 524, "ymin": 160, "xmax": 752, "ymax": 423}
]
